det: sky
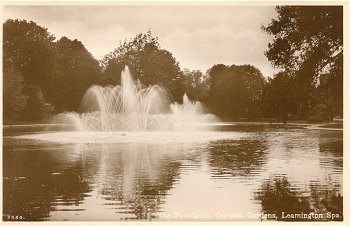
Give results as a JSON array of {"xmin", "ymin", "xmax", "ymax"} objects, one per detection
[{"xmin": 4, "ymin": 5, "xmax": 279, "ymax": 77}]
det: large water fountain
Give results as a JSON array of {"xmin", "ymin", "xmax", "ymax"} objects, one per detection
[{"xmin": 50, "ymin": 66, "xmax": 219, "ymax": 132}]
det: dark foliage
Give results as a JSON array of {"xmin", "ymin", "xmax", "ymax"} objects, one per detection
[
  {"xmin": 100, "ymin": 30, "xmax": 185, "ymax": 102},
  {"xmin": 261, "ymin": 6, "xmax": 343, "ymax": 121},
  {"xmin": 207, "ymin": 64, "xmax": 266, "ymax": 119}
]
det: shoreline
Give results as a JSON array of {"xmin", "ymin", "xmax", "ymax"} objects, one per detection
[{"xmin": 2, "ymin": 121, "xmax": 343, "ymax": 132}]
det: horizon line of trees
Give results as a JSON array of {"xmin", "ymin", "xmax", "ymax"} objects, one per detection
[{"xmin": 3, "ymin": 6, "xmax": 343, "ymax": 123}]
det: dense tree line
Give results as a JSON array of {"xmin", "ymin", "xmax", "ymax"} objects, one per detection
[
  {"xmin": 3, "ymin": 20, "xmax": 185, "ymax": 122},
  {"xmin": 3, "ymin": 19, "xmax": 100, "ymax": 121},
  {"xmin": 3, "ymin": 19, "xmax": 266, "ymax": 123},
  {"xmin": 3, "ymin": 6, "xmax": 343, "ymax": 124}
]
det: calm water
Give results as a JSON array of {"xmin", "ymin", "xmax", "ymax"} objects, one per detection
[{"xmin": 3, "ymin": 125, "xmax": 343, "ymax": 221}]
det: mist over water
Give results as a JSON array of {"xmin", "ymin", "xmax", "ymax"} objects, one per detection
[{"xmin": 50, "ymin": 66, "xmax": 218, "ymax": 132}]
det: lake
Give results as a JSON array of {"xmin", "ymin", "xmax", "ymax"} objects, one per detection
[{"xmin": 2, "ymin": 124, "xmax": 343, "ymax": 221}]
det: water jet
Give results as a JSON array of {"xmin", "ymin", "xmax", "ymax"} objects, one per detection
[{"xmin": 50, "ymin": 66, "xmax": 218, "ymax": 131}]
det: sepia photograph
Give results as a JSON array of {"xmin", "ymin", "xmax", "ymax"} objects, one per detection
[{"xmin": 1, "ymin": 1, "xmax": 346, "ymax": 222}]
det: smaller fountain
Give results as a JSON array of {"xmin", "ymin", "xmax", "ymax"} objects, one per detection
[
  {"xmin": 50, "ymin": 66, "xmax": 219, "ymax": 131},
  {"xmin": 170, "ymin": 94, "xmax": 218, "ymax": 130}
]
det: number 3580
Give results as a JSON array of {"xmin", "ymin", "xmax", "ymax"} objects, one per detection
[{"xmin": 7, "ymin": 215, "xmax": 24, "ymax": 220}]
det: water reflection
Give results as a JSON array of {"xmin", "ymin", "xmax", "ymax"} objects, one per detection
[
  {"xmin": 94, "ymin": 144, "xmax": 187, "ymax": 219},
  {"xmin": 3, "ymin": 128, "xmax": 343, "ymax": 221},
  {"xmin": 319, "ymin": 131, "xmax": 343, "ymax": 170},
  {"xmin": 3, "ymin": 145, "xmax": 93, "ymax": 220},
  {"xmin": 3, "ymin": 141, "xmax": 202, "ymax": 220},
  {"xmin": 208, "ymin": 139, "xmax": 267, "ymax": 178},
  {"xmin": 254, "ymin": 176, "xmax": 343, "ymax": 221}
]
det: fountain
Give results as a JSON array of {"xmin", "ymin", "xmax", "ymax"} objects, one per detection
[{"xmin": 50, "ymin": 66, "xmax": 219, "ymax": 131}]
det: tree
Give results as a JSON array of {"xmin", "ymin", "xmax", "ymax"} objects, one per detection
[
  {"xmin": 182, "ymin": 69, "xmax": 210, "ymax": 101},
  {"xmin": 3, "ymin": 19, "xmax": 102, "ymax": 120},
  {"xmin": 207, "ymin": 64, "xmax": 265, "ymax": 119},
  {"xmin": 262, "ymin": 6, "xmax": 343, "ymax": 119},
  {"xmin": 207, "ymin": 64, "xmax": 227, "ymax": 88},
  {"xmin": 3, "ymin": 19, "xmax": 56, "ymax": 121},
  {"xmin": 100, "ymin": 30, "xmax": 184, "ymax": 102},
  {"xmin": 311, "ymin": 55, "xmax": 343, "ymax": 121},
  {"xmin": 3, "ymin": 67, "xmax": 27, "ymax": 121},
  {"xmin": 44, "ymin": 37, "xmax": 101, "ymax": 112},
  {"xmin": 260, "ymin": 72, "xmax": 296, "ymax": 123},
  {"xmin": 3, "ymin": 19, "xmax": 56, "ymax": 85},
  {"xmin": 262, "ymin": 6, "xmax": 342, "ymax": 75}
]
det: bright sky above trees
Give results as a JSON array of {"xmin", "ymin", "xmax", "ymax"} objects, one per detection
[{"xmin": 4, "ymin": 5, "xmax": 278, "ymax": 77}]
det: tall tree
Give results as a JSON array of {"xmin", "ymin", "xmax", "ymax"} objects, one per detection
[
  {"xmin": 262, "ymin": 6, "xmax": 343, "ymax": 118},
  {"xmin": 3, "ymin": 19, "xmax": 56, "ymax": 121},
  {"xmin": 262, "ymin": 6, "xmax": 342, "ymax": 76},
  {"xmin": 311, "ymin": 55, "xmax": 343, "ymax": 121},
  {"xmin": 44, "ymin": 37, "xmax": 101, "ymax": 112},
  {"xmin": 3, "ymin": 19, "xmax": 56, "ymax": 85},
  {"xmin": 100, "ymin": 30, "xmax": 184, "ymax": 102}
]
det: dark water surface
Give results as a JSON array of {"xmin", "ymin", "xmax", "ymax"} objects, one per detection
[{"xmin": 3, "ymin": 125, "xmax": 343, "ymax": 221}]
